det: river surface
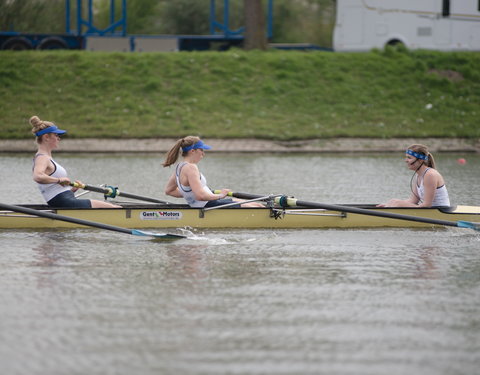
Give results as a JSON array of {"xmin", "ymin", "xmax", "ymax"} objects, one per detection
[{"xmin": 1, "ymin": 152, "xmax": 479, "ymax": 375}]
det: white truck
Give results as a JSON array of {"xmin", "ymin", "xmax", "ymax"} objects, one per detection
[{"xmin": 333, "ymin": 0, "xmax": 480, "ymax": 51}]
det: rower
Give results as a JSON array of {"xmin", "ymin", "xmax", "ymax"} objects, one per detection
[
  {"xmin": 30, "ymin": 115, "xmax": 120, "ymax": 209},
  {"xmin": 377, "ymin": 144, "xmax": 450, "ymax": 208},
  {"xmin": 162, "ymin": 136, "xmax": 264, "ymax": 208}
]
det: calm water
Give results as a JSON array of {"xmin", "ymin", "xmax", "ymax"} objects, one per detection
[{"xmin": 1, "ymin": 153, "xmax": 479, "ymax": 375}]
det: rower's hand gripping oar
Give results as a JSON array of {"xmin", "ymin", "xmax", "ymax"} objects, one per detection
[
  {"xmin": 0, "ymin": 203, "xmax": 185, "ymax": 240},
  {"xmin": 71, "ymin": 182, "xmax": 170, "ymax": 204},
  {"xmin": 224, "ymin": 192, "xmax": 480, "ymax": 231}
]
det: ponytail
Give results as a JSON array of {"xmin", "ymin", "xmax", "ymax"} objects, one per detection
[
  {"xmin": 426, "ymin": 152, "xmax": 436, "ymax": 169},
  {"xmin": 162, "ymin": 136, "xmax": 200, "ymax": 167}
]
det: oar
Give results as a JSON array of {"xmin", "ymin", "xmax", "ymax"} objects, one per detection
[
  {"xmin": 222, "ymin": 192, "xmax": 480, "ymax": 231},
  {"xmin": 0, "ymin": 203, "xmax": 185, "ymax": 240},
  {"xmin": 71, "ymin": 182, "xmax": 170, "ymax": 204}
]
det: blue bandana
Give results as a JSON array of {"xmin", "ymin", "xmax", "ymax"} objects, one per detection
[
  {"xmin": 182, "ymin": 140, "xmax": 212, "ymax": 153},
  {"xmin": 35, "ymin": 125, "xmax": 67, "ymax": 137},
  {"xmin": 406, "ymin": 149, "xmax": 428, "ymax": 161}
]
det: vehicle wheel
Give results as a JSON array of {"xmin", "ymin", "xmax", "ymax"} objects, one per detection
[
  {"xmin": 386, "ymin": 39, "xmax": 405, "ymax": 48},
  {"xmin": 1, "ymin": 37, "xmax": 33, "ymax": 50},
  {"xmin": 38, "ymin": 36, "xmax": 68, "ymax": 50}
]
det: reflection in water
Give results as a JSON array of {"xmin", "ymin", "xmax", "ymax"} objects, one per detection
[
  {"xmin": 31, "ymin": 232, "xmax": 71, "ymax": 288},
  {"xmin": 165, "ymin": 244, "xmax": 210, "ymax": 281},
  {"xmin": 32, "ymin": 236, "xmax": 62, "ymax": 266},
  {"xmin": 414, "ymin": 246, "xmax": 441, "ymax": 280}
]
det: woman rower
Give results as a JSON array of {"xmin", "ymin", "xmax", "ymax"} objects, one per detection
[
  {"xmin": 163, "ymin": 136, "xmax": 263, "ymax": 208},
  {"xmin": 377, "ymin": 144, "xmax": 450, "ymax": 208},
  {"xmin": 30, "ymin": 115, "xmax": 120, "ymax": 208}
]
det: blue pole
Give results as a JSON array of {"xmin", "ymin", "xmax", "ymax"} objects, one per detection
[
  {"xmin": 88, "ymin": 0, "xmax": 94, "ymax": 33},
  {"xmin": 65, "ymin": 0, "xmax": 70, "ymax": 33},
  {"xmin": 76, "ymin": 0, "xmax": 82, "ymax": 35},
  {"xmin": 110, "ymin": 0, "xmax": 115, "ymax": 28},
  {"xmin": 267, "ymin": 0, "xmax": 273, "ymax": 39},
  {"xmin": 210, "ymin": 0, "xmax": 216, "ymax": 34},
  {"xmin": 121, "ymin": 0, "xmax": 127, "ymax": 36},
  {"xmin": 223, "ymin": 0, "xmax": 229, "ymax": 37}
]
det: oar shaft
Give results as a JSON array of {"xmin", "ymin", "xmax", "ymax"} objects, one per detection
[
  {"xmin": 225, "ymin": 192, "xmax": 465, "ymax": 229},
  {"xmin": 225, "ymin": 191, "xmax": 264, "ymax": 200},
  {"xmin": 114, "ymin": 191, "xmax": 168, "ymax": 204},
  {"xmin": 72, "ymin": 183, "xmax": 168, "ymax": 204},
  {"xmin": 0, "ymin": 203, "xmax": 131, "ymax": 234},
  {"xmin": 289, "ymin": 198, "xmax": 460, "ymax": 228},
  {"xmin": 75, "ymin": 184, "xmax": 109, "ymax": 194}
]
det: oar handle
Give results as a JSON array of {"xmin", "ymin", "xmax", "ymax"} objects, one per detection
[
  {"xmin": 70, "ymin": 182, "xmax": 111, "ymax": 195},
  {"xmin": 213, "ymin": 190, "xmax": 234, "ymax": 197},
  {"xmin": 71, "ymin": 182, "xmax": 84, "ymax": 189},
  {"xmin": 213, "ymin": 190, "xmax": 261, "ymax": 200}
]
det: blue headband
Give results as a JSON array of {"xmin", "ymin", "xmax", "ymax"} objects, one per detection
[
  {"xmin": 35, "ymin": 125, "xmax": 67, "ymax": 137},
  {"xmin": 406, "ymin": 149, "xmax": 428, "ymax": 161},
  {"xmin": 182, "ymin": 140, "xmax": 212, "ymax": 153}
]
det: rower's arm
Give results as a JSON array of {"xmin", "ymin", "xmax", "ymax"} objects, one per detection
[
  {"xmin": 164, "ymin": 174, "xmax": 183, "ymax": 198},
  {"xmin": 32, "ymin": 155, "xmax": 60, "ymax": 184},
  {"xmin": 407, "ymin": 192, "xmax": 420, "ymax": 205},
  {"xmin": 185, "ymin": 165, "xmax": 226, "ymax": 201}
]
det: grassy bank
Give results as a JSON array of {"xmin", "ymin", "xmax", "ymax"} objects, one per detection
[{"xmin": 0, "ymin": 49, "xmax": 479, "ymax": 140}]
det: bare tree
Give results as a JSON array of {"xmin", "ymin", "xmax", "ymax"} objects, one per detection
[{"xmin": 244, "ymin": 0, "xmax": 266, "ymax": 50}]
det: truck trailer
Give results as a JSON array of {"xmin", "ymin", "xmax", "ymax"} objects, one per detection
[{"xmin": 333, "ymin": 0, "xmax": 480, "ymax": 51}]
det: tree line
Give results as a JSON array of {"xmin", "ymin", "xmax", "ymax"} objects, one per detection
[{"xmin": 0, "ymin": 0, "xmax": 336, "ymax": 48}]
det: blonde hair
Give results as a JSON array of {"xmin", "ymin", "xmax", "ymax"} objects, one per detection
[
  {"xmin": 162, "ymin": 136, "xmax": 201, "ymax": 167},
  {"xmin": 408, "ymin": 144, "xmax": 436, "ymax": 169},
  {"xmin": 30, "ymin": 116, "xmax": 55, "ymax": 143}
]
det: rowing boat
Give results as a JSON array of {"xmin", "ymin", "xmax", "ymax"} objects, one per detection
[{"xmin": 1, "ymin": 202, "xmax": 479, "ymax": 230}]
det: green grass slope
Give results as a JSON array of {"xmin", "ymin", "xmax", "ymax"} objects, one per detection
[{"xmin": 0, "ymin": 48, "xmax": 479, "ymax": 140}]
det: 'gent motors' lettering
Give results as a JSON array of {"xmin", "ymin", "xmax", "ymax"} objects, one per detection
[{"xmin": 140, "ymin": 211, "xmax": 182, "ymax": 220}]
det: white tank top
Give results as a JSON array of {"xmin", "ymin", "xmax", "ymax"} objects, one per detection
[
  {"xmin": 417, "ymin": 168, "xmax": 450, "ymax": 207},
  {"xmin": 175, "ymin": 162, "xmax": 212, "ymax": 207},
  {"xmin": 33, "ymin": 155, "xmax": 70, "ymax": 202}
]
